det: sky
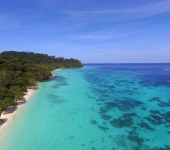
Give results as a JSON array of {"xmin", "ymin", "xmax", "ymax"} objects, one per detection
[{"xmin": 0, "ymin": 0, "xmax": 170, "ymax": 63}]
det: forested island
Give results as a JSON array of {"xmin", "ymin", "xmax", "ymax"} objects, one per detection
[{"xmin": 0, "ymin": 51, "xmax": 83, "ymax": 116}]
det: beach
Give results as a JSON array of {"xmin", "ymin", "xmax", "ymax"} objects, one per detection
[
  {"xmin": 0, "ymin": 88, "xmax": 35, "ymax": 132},
  {"xmin": 0, "ymin": 71, "xmax": 58, "ymax": 132}
]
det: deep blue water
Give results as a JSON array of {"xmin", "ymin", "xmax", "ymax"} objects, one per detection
[
  {"xmin": 0, "ymin": 63, "xmax": 170, "ymax": 150},
  {"xmin": 82, "ymin": 63, "xmax": 170, "ymax": 149}
]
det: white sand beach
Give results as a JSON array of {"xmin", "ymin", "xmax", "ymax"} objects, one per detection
[
  {"xmin": 52, "ymin": 68, "xmax": 62, "ymax": 72},
  {"xmin": 0, "ymin": 71, "xmax": 58, "ymax": 132},
  {"xmin": 0, "ymin": 88, "xmax": 35, "ymax": 132}
]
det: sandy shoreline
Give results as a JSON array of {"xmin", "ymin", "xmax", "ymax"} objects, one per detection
[
  {"xmin": 52, "ymin": 68, "xmax": 62, "ymax": 72},
  {"xmin": 0, "ymin": 88, "xmax": 35, "ymax": 132},
  {"xmin": 0, "ymin": 69, "xmax": 60, "ymax": 132}
]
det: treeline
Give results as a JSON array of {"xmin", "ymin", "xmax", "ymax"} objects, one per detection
[
  {"xmin": 1, "ymin": 51, "xmax": 83, "ymax": 69},
  {"xmin": 0, "ymin": 51, "xmax": 83, "ymax": 114}
]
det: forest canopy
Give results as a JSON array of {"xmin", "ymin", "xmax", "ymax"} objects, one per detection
[{"xmin": 0, "ymin": 51, "xmax": 83, "ymax": 114}]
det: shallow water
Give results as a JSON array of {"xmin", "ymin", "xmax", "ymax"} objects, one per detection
[{"xmin": 0, "ymin": 64, "xmax": 170, "ymax": 150}]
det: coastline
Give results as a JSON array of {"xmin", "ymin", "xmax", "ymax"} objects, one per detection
[
  {"xmin": 52, "ymin": 68, "xmax": 62, "ymax": 72},
  {"xmin": 0, "ymin": 69, "xmax": 61, "ymax": 132},
  {"xmin": 0, "ymin": 88, "xmax": 35, "ymax": 132}
]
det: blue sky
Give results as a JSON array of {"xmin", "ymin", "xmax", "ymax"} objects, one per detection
[{"xmin": 0, "ymin": 0, "xmax": 170, "ymax": 63}]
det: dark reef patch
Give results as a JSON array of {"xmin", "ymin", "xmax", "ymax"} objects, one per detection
[
  {"xmin": 107, "ymin": 85, "xmax": 115, "ymax": 89},
  {"xmin": 110, "ymin": 113, "xmax": 137, "ymax": 128},
  {"xmin": 161, "ymin": 111, "xmax": 170, "ymax": 124},
  {"xmin": 114, "ymin": 134, "xmax": 127, "ymax": 149},
  {"xmin": 69, "ymin": 135, "xmax": 74, "ymax": 139},
  {"xmin": 91, "ymin": 147, "xmax": 96, "ymax": 150},
  {"xmin": 148, "ymin": 97, "xmax": 161, "ymax": 102},
  {"xmin": 129, "ymin": 81, "xmax": 135, "ymax": 84},
  {"xmin": 46, "ymin": 94, "xmax": 65, "ymax": 104},
  {"xmin": 90, "ymin": 140, "xmax": 94, "ymax": 144},
  {"xmin": 146, "ymin": 116, "xmax": 164, "ymax": 125},
  {"xmin": 120, "ymin": 89, "xmax": 134, "ymax": 95},
  {"xmin": 100, "ymin": 98, "xmax": 143, "ymax": 113},
  {"xmin": 110, "ymin": 117, "xmax": 133, "ymax": 128},
  {"xmin": 151, "ymin": 114, "xmax": 163, "ymax": 122},
  {"xmin": 101, "ymin": 114, "xmax": 112, "ymax": 120},
  {"xmin": 151, "ymin": 146, "xmax": 170, "ymax": 150},
  {"xmin": 51, "ymin": 76, "xmax": 68, "ymax": 88},
  {"xmin": 127, "ymin": 130, "xmax": 144, "ymax": 145},
  {"xmin": 149, "ymin": 110, "xmax": 161, "ymax": 115},
  {"xmin": 98, "ymin": 125, "xmax": 109, "ymax": 132},
  {"xmin": 141, "ymin": 107, "xmax": 147, "ymax": 110},
  {"xmin": 90, "ymin": 120, "xmax": 97, "ymax": 125},
  {"xmin": 122, "ymin": 112, "xmax": 137, "ymax": 118},
  {"xmin": 139, "ymin": 81, "xmax": 150, "ymax": 87},
  {"xmin": 138, "ymin": 122, "xmax": 155, "ymax": 131},
  {"xmin": 103, "ymin": 121, "xmax": 107, "ymax": 125},
  {"xmin": 148, "ymin": 110, "xmax": 170, "ymax": 125},
  {"xmin": 158, "ymin": 100, "xmax": 170, "ymax": 108},
  {"xmin": 148, "ymin": 97, "xmax": 170, "ymax": 108}
]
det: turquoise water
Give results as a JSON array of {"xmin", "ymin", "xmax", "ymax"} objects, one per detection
[{"xmin": 0, "ymin": 64, "xmax": 170, "ymax": 150}]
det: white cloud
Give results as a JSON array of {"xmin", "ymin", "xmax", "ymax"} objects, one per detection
[
  {"xmin": 65, "ymin": 0, "xmax": 170, "ymax": 18},
  {"xmin": 123, "ymin": 0, "xmax": 170, "ymax": 16},
  {"xmin": 64, "ymin": 30, "xmax": 138, "ymax": 40}
]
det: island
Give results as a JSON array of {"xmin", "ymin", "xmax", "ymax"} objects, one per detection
[{"xmin": 0, "ymin": 51, "xmax": 83, "ymax": 125}]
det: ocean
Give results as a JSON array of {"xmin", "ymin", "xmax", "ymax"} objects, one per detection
[{"xmin": 0, "ymin": 64, "xmax": 170, "ymax": 150}]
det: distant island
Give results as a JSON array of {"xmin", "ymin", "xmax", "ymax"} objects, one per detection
[{"xmin": 0, "ymin": 51, "xmax": 83, "ymax": 118}]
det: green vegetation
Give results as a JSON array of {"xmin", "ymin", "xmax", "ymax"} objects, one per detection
[{"xmin": 0, "ymin": 51, "xmax": 83, "ymax": 115}]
